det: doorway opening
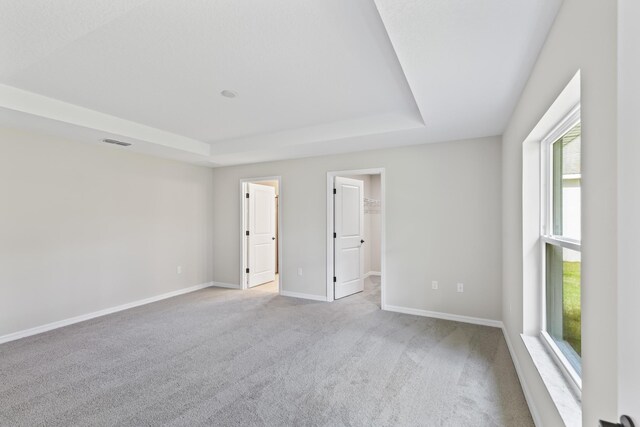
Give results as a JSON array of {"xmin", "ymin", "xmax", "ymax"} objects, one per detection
[
  {"xmin": 241, "ymin": 176, "xmax": 281, "ymax": 294},
  {"xmin": 327, "ymin": 168, "xmax": 385, "ymax": 308}
]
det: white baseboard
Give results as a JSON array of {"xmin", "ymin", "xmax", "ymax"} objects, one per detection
[
  {"xmin": 211, "ymin": 282, "xmax": 241, "ymax": 289},
  {"xmin": 281, "ymin": 290, "xmax": 327, "ymax": 302},
  {"xmin": 0, "ymin": 281, "xmax": 214, "ymax": 345},
  {"xmin": 383, "ymin": 304, "xmax": 503, "ymax": 328},
  {"xmin": 364, "ymin": 271, "xmax": 381, "ymax": 279},
  {"xmin": 502, "ymin": 327, "xmax": 542, "ymax": 427}
]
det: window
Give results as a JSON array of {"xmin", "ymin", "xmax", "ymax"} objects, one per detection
[{"xmin": 541, "ymin": 108, "xmax": 582, "ymax": 388}]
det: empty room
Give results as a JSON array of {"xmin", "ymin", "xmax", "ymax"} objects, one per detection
[{"xmin": 1, "ymin": 1, "xmax": 639, "ymax": 426}]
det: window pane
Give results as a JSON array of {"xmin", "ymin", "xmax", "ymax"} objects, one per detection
[
  {"xmin": 545, "ymin": 244, "xmax": 581, "ymax": 375},
  {"xmin": 552, "ymin": 122, "xmax": 581, "ymax": 240}
]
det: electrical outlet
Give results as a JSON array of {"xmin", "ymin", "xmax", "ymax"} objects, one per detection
[
  {"xmin": 431, "ymin": 280, "xmax": 438, "ymax": 290},
  {"xmin": 177, "ymin": 265, "xmax": 182, "ymax": 275},
  {"xmin": 297, "ymin": 268, "xmax": 303, "ymax": 276},
  {"xmin": 457, "ymin": 283, "xmax": 464, "ymax": 293}
]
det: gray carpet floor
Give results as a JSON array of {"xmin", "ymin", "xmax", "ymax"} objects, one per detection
[{"xmin": 0, "ymin": 277, "xmax": 533, "ymax": 426}]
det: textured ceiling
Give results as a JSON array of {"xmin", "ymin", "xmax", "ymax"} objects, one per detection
[{"xmin": 0, "ymin": 0, "xmax": 561, "ymax": 166}]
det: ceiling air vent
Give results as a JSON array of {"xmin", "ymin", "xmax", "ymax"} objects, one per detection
[{"xmin": 102, "ymin": 138, "xmax": 132, "ymax": 147}]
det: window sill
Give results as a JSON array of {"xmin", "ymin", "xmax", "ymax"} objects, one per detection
[{"xmin": 520, "ymin": 334, "xmax": 582, "ymax": 427}]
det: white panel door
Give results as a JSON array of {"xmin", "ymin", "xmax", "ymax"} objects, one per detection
[
  {"xmin": 334, "ymin": 177, "xmax": 364, "ymax": 299},
  {"xmin": 248, "ymin": 183, "xmax": 276, "ymax": 287}
]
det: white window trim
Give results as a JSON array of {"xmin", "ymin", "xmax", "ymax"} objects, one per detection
[
  {"xmin": 563, "ymin": 173, "xmax": 582, "ymax": 180},
  {"xmin": 541, "ymin": 105, "xmax": 581, "ymax": 148},
  {"xmin": 539, "ymin": 105, "xmax": 582, "ymax": 394},
  {"xmin": 540, "ymin": 235, "xmax": 581, "ymax": 252},
  {"xmin": 541, "ymin": 104, "xmax": 581, "ymax": 237},
  {"xmin": 540, "ymin": 331, "xmax": 582, "ymax": 393}
]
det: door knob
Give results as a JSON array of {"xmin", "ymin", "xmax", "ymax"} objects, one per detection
[
  {"xmin": 272, "ymin": 237, "xmax": 276, "ymax": 240},
  {"xmin": 360, "ymin": 239, "xmax": 365, "ymax": 244},
  {"xmin": 600, "ymin": 415, "xmax": 635, "ymax": 427}
]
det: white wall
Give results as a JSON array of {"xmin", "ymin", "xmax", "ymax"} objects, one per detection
[
  {"xmin": 0, "ymin": 127, "xmax": 215, "ymax": 337},
  {"xmin": 212, "ymin": 137, "xmax": 503, "ymax": 321},
  {"xmin": 502, "ymin": 0, "xmax": 618, "ymax": 424},
  {"xmin": 618, "ymin": 0, "xmax": 640, "ymax": 419}
]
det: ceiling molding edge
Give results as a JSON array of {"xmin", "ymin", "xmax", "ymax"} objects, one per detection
[
  {"xmin": 0, "ymin": 83, "xmax": 210, "ymax": 157},
  {"xmin": 372, "ymin": 0, "xmax": 428, "ymax": 124}
]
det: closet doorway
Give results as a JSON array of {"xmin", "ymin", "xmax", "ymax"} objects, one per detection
[
  {"xmin": 240, "ymin": 176, "xmax": 282, "ymax": 293},
  {"xmin": 326, "ymin": 168, "xmax": 385, "ymax": 307}
]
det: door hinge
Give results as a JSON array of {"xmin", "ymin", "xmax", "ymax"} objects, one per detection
[
  {"xmin": 246, "ymin": 192, "xmax": 249, "ymax": 198},
  {"xmin": 246, "ymin": 268, "xmax": 250, "ymax": 274},
  {"xmin": 246, "ymin": 230, "xmax": 249, "ymax": 236},
  {"xmin": 333, "ymin": 232, "xmax": 336, "ymax": 238},
  {"xmin": 333, "ymin": 188, "xmax": 336, "ymax": 195},
  {"xmin": 333, "ymin": 276, "xmax": 336, "ymax": 283}
]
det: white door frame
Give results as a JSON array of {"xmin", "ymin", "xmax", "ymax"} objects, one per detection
[
  {"xmin": 326, "ymin": 168, "xmax": 385, "ymax": 307},
  {"xmin": 240, "ymin": 176, "xmax": 282, "ymax": 293}
]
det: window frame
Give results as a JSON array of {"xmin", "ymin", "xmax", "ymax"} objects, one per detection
[{"xmin": 539, "ymin": 104, "xmax": 582, "ymax": 392}]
